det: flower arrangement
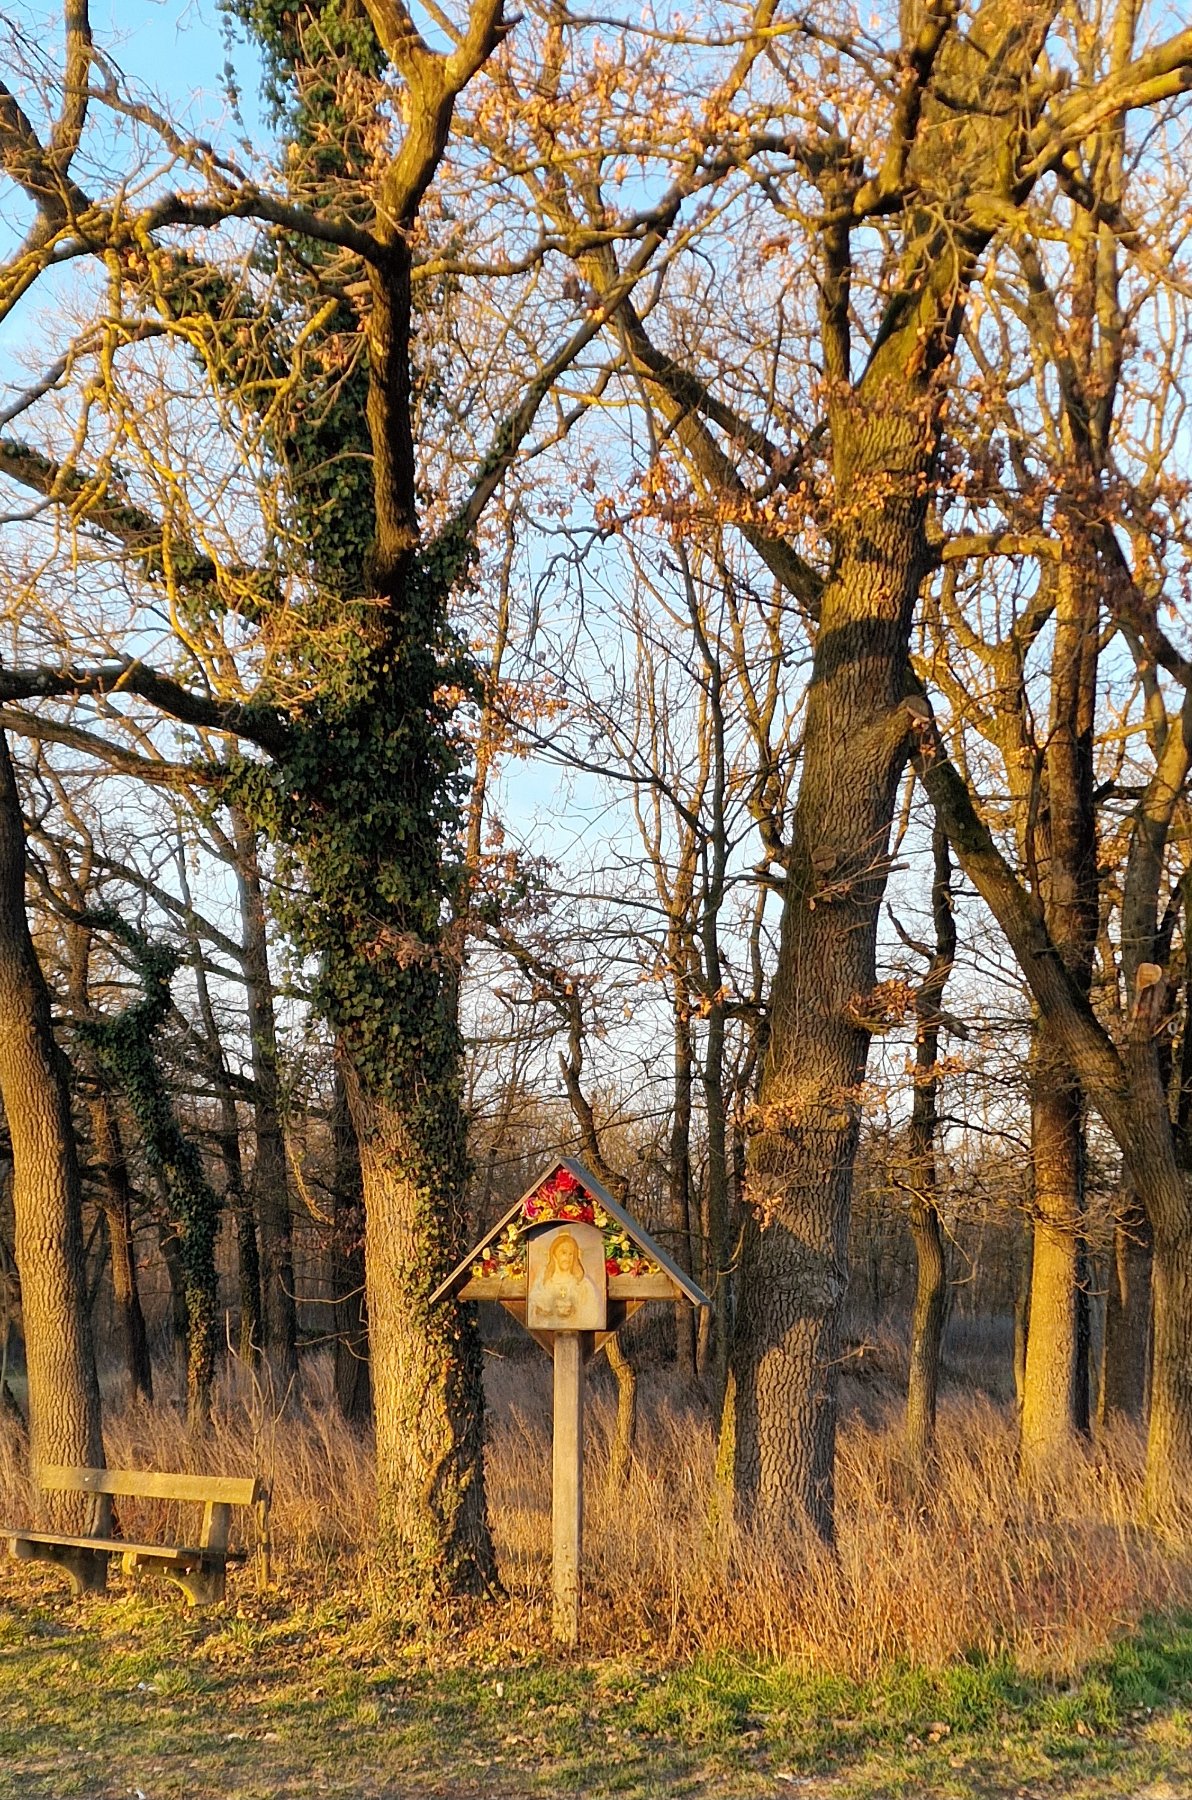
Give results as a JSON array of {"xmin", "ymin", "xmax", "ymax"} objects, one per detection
[
  {"xmin": 471, "ymin": 1219, "xmax": 526, "ymax": 1280},
  {"xmin": 469, "ymin": 1165, "xmax": 660, "ymax": 1280},
  {"xmin": 523, "ymin": 1165, "xmax": 597, "ymax": 1225}
]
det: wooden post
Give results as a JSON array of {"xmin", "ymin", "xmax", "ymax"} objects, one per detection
[{"xmin": 552, "ymin": 1330, "xmax": 583, "ymax": 1646}]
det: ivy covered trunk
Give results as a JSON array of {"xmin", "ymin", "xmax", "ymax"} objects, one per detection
[
  {"xmin": 0, "ymin": 730, "xmax": 103, "ymax": 1511},
  {"xmin": 352, "ymin": 249, "xmax": 494, "ymax": 1587},
  {"xmin": 347, "ymin": 1058, "xmax": 492, "ymax": 1587},
  {"xmin": 78, "ymin": 924, "xmax": 221, "ymax": 1427},
  {"xmin": 332, "ymin": 1067, "xmax": 370, "ymax": 1424},
  {"xmin": 268, "ymin": 243, "xmax": 498, "ymax": 1593},
  {"xmin": 87, "ymin": 1088, "xmax": 153, "ymax": 1405}
]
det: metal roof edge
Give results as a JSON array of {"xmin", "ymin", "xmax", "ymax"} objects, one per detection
[{"xmin": 558, "ymin": 1157, "xmax": 711, "ymax": 1307}]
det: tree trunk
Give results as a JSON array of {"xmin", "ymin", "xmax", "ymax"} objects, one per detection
[
  {"xmin": 701, "ymin": 989, "xmax": 731, "ymax": 1403},
  {"xmin": 1099, "ymin": 1193, "xmax": 1151, "ymax": 1425},
  {"xmin": 157, "ymin": 1214, "xmax": 189, "ymax": 1371},
  {"xmin": 1019, "ymin": 528, "xmax": 1099, "ymax": 1478},
  {"xmin": 232, "ymin": 805, "xmax": 298, "ymax": 1391},
  {"xmin": 1147, "ymin": 1216, "xmax": 1192, "ymax": 1517},
  {"xmin": 0, "ymin": 730, "xmax": 102, "ymax": 1505},
  {"xmin": 1020, "ymin": 1043, "xmax": 1089, "ymax": 1481},
  {"xmin": 216, "ymin": 1088, "xmax": 263, "ymax": 1365},
  {"xmin": 725, "ymin": 0, "xmax": 1059, "ymax": 1539},
  {"xmin": 1075, "ymin": 1233, "xmax": 1092, "ymax": 1436},
  {"xmin": 606, "ymin": 1332, "xmax": 638, "ymax": 1489},
  {"xmin": 332, "ymin": 1065, "xmax": 370, "ymax": 1423},
  {"xmin": 87, "ymin": 1088, "xmax": 153, "ymax": 1404},
  {"xmin": 901, "ymin": 823, "xmax": 954, "ymax": 1478},
  {"xmin": 730, "ymin": 407, "xmax": 931, "ymax": 1541},
  {"xmin": 180, "ymin": 851, "xmax": 263, "ymax": 1371},
  {"xmin": 669, "ymin": 1004, "xmax": 697, "ymax": 1380},
  {"xmin": 1013, "ymin": 1214, "xmax": 1032, "ymax": 1411},
  {"xmin": 349, "ymin": 1067, "xmax": 495, "ymax": 1591},
  {"xmin": 288, "ymin": 238, "xmax": 498, "ymax": 1594},
  {"xmin": 915, "ymin": 710, "xmax": 1192, "ymax": 1520},
  {"xmin": 906, "ymin": 1194, "xmax": 946, "ymax": 1468}
]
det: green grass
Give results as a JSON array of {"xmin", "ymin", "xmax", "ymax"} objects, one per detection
[{"xmin": 0, "ymin": 1581, "xmax": 1190, "ymax": 1798}]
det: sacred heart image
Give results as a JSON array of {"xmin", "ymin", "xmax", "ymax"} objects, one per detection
[{"xmin": 526, "ymin": 1222, "xmax": 608, "ymax": 1332}]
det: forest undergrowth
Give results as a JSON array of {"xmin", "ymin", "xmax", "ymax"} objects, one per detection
[{"xmin": 2, "ymin": 1346, "xmax": 1188, "ymax": 1682}]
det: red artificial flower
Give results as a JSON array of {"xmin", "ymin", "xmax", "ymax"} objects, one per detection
[
  {"xmin": 605, "ymin": 1258, "xmax": 620, "ymax": 1277},
  {"xmin": 523, "ymin": 1167, "xmax": 595, "ymax": 1225}
]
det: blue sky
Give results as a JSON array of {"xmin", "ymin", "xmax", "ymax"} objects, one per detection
[{"xmin": 93, "ymin": 0, "xmax": 264, "ymax": 138}]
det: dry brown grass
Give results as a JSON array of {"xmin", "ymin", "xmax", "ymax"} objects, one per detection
[{"xmin": 1, "ymin": 1351, "xmax": 1188, "ymax": 1681}]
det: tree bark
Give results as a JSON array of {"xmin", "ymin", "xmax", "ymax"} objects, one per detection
[
  {"xmin": 901, "ymin": 824, "xmax": 955, "ymax": 1477},
  {"xmin": 669, "ymin": 1002, "xmax": 697, "ymax": 1380},
  {"xmin": 0, "ymin": 730, "xmax": 102, "ymax": 1505},
  {"xmin": 216, "ymin": 1088, "xmax": 264, "ymax": 1365},
  {"xmin": 349, "ymin": 1062, "xmax": 494, "ymax": 1590},
  {"xmin": 731, "ymin": 402, "xmax": 932, "ymax": 1540},
  {"xmin": 157, "ymin": 1214, "xmax": 189, "ymax": 1368},
  {"xmin": 906, "ymin": 1193, "xmax": 946, "ymax": 1466},
  {"xmin": 701, "ymin": 969, "xmax": 732, "ymax": 1403},
  {"xmin": 231, "ymin": 805, "xmax": 298, "ymax": 1390},
  {"xmin": 1018, "ymin": 512, "xmax": 1100, "ymax": 1475},
  {"xmin": 1099, "ymin": 1193, "xmax": 1151, "ymax": 1425},
  {"xmin": 179, "ymin": 849, "xmax": 263, "ymax": 1369},
  {"xmin": 605, "ymin": 1331, "xmax": 638, "ymax": 1489},
  {"xmin": 332, "ymin": 1064, "xmax": 370, "ymax": 1423},
  {"xmin": 1148, "ymin": 1210, "xmax": 1192, "ymax": 1511},
  {"xmin": 1013, "ymin": 1204, "xmax": 1033, "ymax": 1412},
  {"xmin": 312, "ymin": 235, "xmax": 497, "ymax": 1593},
  {"xmin": 86, "ymin": 1087, "xmax": 152, "ymax": 1404},
  {"xmin": 1020, "ymin": 1046, "xmax": 1089, "ymax": 1480}
]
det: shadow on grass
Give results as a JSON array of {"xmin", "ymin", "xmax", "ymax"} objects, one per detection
[{"xmin": 0, "ymin": 1593, "xmax": 1191, "ymax": 1798}]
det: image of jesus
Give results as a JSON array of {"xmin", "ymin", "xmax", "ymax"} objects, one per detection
[{"xmin": 527, "ymin": 1226, "xmax": 606, "ymax": 1331}]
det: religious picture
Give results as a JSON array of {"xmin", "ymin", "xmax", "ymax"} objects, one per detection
[{"xmin": 526, "ymin": 1221, "xmax": 607, "ymax": 1332}]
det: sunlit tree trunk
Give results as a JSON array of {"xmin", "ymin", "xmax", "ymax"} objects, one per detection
[
  {"xmin": 1021, "ymin": 1051, "xmax": 1088, "ymax": 1477},
  {"xmin": 1017, "ymin": 474, "xmax": 1100, "ymax": 1484},
  {"xmin": 0, "ymin": 730, "xmax": 102, "ymax": 1509}
]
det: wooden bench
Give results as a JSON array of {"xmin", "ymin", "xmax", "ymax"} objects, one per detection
[{"xmin": 3, "ymin": 1466, "xmax": 270, "ymax": 1606}]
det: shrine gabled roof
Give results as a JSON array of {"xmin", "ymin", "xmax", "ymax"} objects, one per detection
[{"xmin": 430, "ymin": 1154, "xmax": 710, "ymax": 1307}]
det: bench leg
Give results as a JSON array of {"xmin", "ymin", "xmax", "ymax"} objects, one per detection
[
  {"xmin": 171, "ymin": 1561, "xmax": 226, "ymax": 1608},
  {"xmin": 121, "ymin": 1552, "xmax": 227, "ymax": 1607},
  {"xmin": 12, "ymin": 1540, "xmax": 109, "ymax": 1596}
]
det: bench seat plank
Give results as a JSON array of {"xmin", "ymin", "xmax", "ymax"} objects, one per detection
[{"xmin": 4, "ymin": 1530, "xmax": 247, "ymax": 1564}]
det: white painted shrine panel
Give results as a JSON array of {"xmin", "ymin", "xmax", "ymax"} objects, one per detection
[{"xmin": 526, "ymin": 1222, "xmax": 607, "ymax": 1332}]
